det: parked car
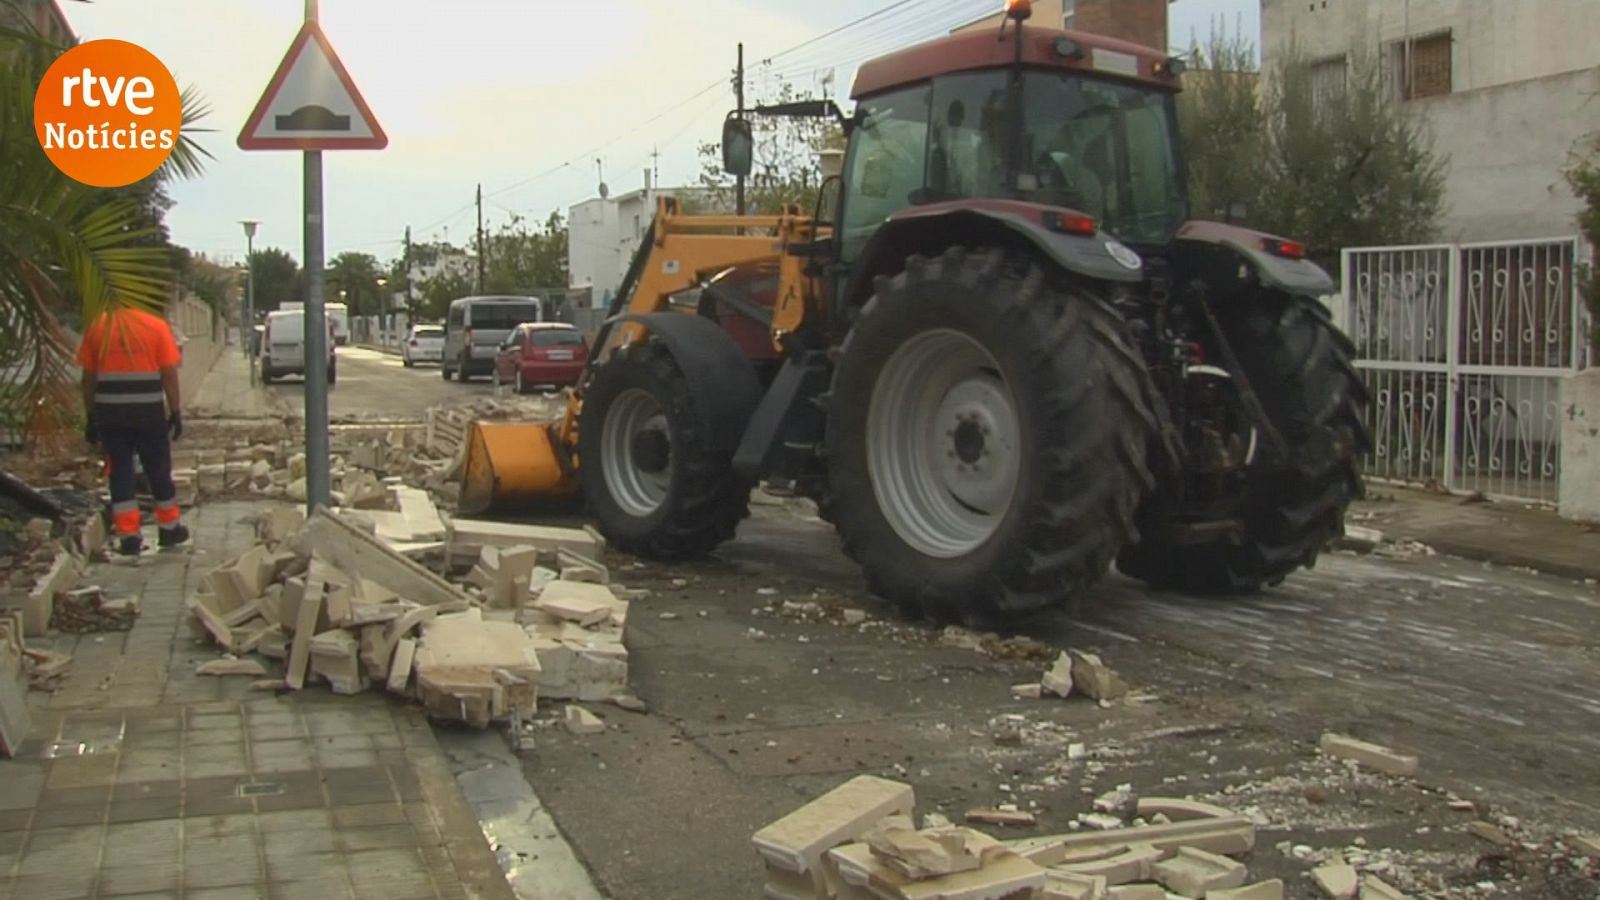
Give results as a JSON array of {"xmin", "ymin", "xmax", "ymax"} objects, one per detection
[
  {"xmin": 260, "ymin": 309, "xmax": 336, "ymax": 386},
  {"xmin": 442, "ymin": 295, "xmax": 544, "ymax": 382},
  {"xmin": 402, "ymin": 324, "xmax": 445, "ymax": 367},
  {"xmin": 493, "ymin": 322, "xmax": 588, "ymax": 393}
]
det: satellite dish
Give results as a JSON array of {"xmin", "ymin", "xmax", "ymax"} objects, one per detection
[{"xmin": 598, "ymin": 181, "xmax": 610, "ymax": 199}]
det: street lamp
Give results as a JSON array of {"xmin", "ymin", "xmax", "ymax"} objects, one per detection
[
  {"xmin": 375, "ymin": 277, "xmax": 389, "ymax": 345},
  {"xmin": 240, "ymin": 220, "xmax": 259, "ymax": 378}
]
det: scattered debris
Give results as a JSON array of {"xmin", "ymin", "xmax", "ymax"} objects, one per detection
[
  {"xmin": 563, "ymin": 704, "xmax": 605, "ymax": 735},
  {"xmin": 52, "ymin": 586, "xmax": 138, "ymax": 633},
  {"xmin": 196, "ymin": 658, "xmax": 269, "ymax": 677},
  {"xmin": 752, "ymin": 775, "xmax": 915, "ymax": 899},
  {"xmin": 1041, "ymin": 652, "xmax": 1074, "ymax": 698},
  {"xmin": 1068, "ymin": 650, "xmax": 1127, "ymax": 702},
  {"xmin": 1012, "ymin": 683, "xmax": 1044, "ymax": 700},
  {"xmin": 965, "ymin": 808, "xmax": 1038, "ymax": 828},
  {"xmin": 1152, "ymin": 846, "xmax": 1246, "ymax": 898},
  {"xmin": 1318, "ymin": 733, "xmax": 1419, "ymax": 777},
  {"xmin": 1309, "ymin": 862, "xmax": 1358, "ymax": 899},
  {"xmin": 1335, "ymin": 526, "xmax": 1384, "ymax": 553}
]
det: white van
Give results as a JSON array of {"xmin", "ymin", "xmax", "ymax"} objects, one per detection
[
  {"xmin": 261, "ymin": 309, "xmax": 337, "ymax": 386},
  {"xmin": 279, "ymin": 301, "xmax": 350, "ymax": 347},
  {"xmin": 442, "ymin": 295, "xmax": 543, "ymax": 381}
]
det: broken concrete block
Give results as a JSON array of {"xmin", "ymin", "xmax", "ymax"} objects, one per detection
[
  {"xmin": 1042, "ymin": 652, "xmax": 1074, "ymax": 698},
  {"xmin": 206, "ymin": 545, "xmax": 270, "ymax": 613},
  {"xmin": 387, "ymin": 637, "xmax": 417, "ymax": 695},
  {"xmin": 1208, "ymin": 881, "xmax": 1284, "ymax": 900},
  {"xmin": 829, "ymin": 841, "xmax": 1047, "ymax": 900},
  {"xmin": 753, "ymin": 776, "xmax": 916, "ymax": 899},
  {"xmin": 1336, "ymin": 525, "xmax": 1384, "ymax": 552},
  {"xmin": 1151, "ymin": 846, "xmax": 1246, "ymax": 899},
  {"xmin": 12, "ymin": 550, "xmax": 80, "ymax": 637},
  {"xmin": 412, "ymin": 617, "xmax": 540, "ymax": 727},
  {"xmin": 449, "ymin": 518, "xmax": 602, "ymax": 561},
  {"xmin": 1, "ymin": 649, "xmax": 32, "ymax": 758},
  {"xmin": 488, "ymin": 546, "xmax": 539, "ymax": 609},
  {"xmin": 221, "ymin": 600, "xmax": 262, "ymax": 629},
  {"xmin": 1038, "ymin": 870, "xmax": 1108, "ymax": 900},
  {"xmin": 564, "ymin": 705, "xmax": 605, "ymax": 735},
  {"xmin": 1011, "ymin": 814, "xmax": 1256, "ymax": 867},
  {"xmin": 1105, "ymin": 886, "xmax": 1166, "ymax": 900},
  {"xmin": 285, "ymin": 590, "xmax": 324, "ymax": 690},
  {"xmin": 1093, "ymin": 785, "xmax": 1138, "ymax": 821},
  {"xmin": 259, "ymin": 506, "xmax": 306, "ymax": 546},
  {"xmin": 525, "ymin": 625, "xmax": 629, "ymax": 701},
  {"xmin": 1053, "ymin": 842, "xmax": 1162, "ymax": 886},
  {"xmin": 1319, "ymin": 733, "xmax": 1418, "ymax": 777},
  {"xmin": 533, "ymin": 581, "xmax": 615, "ymax": 626},
  {"xmin": 1358, "ymin": 875, "xmax": 1406, "ymax": 900},
  {"xmin": 188, "ymin": 597, "xmax": 236, "ymax": 651},
  {"xmin": 1068, "ymin": 650, "xmax": 1127, "ymax": 701},
  {"xmin": 863, "ymin": 817, "xmax": 988, "ymax": 880},
  {"xmin": 1011, "ymin": 683, "xmax": 1044, "ymax": 700},
  {"xmin": 393, "ymin": 485, "xmax": 446, "ymax": 540},
  {"xmin": 293, "ymin": 509, "xmax": 468, "ymax": 607},
  {"xmin": 1310, "ymin": 864, "xmax": 1359, "ymax": 900},
  {"xmin": 1133, "ymin": 798, "xmax": 1236, "ymax": 822},
  {"xmin": 197, "ymin": 658, "xmax": 269, "ymax": 677},
  {"xmin": 1465, "ymin": 821, "xmax": 1516, "ymax": 847},
  {"xmin": 965, "ymin": 808, "xmax": 1037, "ymax": 828},
  {"xmin": 257, "ymin": 631, "xmax": 289, "ymax": 661},
  {"xmin": 310, "ymin": 630, "xmax": 363, "ymax": 695}
]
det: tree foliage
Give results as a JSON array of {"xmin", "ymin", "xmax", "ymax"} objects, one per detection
[
  {"xmin": 173, "ymin": 248, "xmax": 237, "ymax": 315},
  {"xmin": 484, "ymin": 211, "xmax": 567, "ymax": 294},
  {"xmin": 695, "ymin": 83, "xmax": 845, "ymax": 217},
  {"xmin": 327, "ymin": 251, "xmax": 383, "ymax": 317},
  {"xmin": 1178, "ymin": 26, "xmax": 1447, "ymax": 270},
  {"xmin": 246, "ymin": 248, "xmax": 302, "ymax": 316},
  {"xmin": 1565, "ymin": 138, "xmax": 1600, "ymax": 357},
  {"xmin": 0, "ymin": 10, "xmax": 212, "ymax": 442}
]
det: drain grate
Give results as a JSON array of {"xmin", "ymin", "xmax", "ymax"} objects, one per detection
[{"xmin": 236, "ymin": 782, "xmax": 285, "ymax": 797}]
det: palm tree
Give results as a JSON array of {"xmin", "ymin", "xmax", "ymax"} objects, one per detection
[{"xmin": 0, "ymin": 5, "xmax": 212, "ymax": 445}]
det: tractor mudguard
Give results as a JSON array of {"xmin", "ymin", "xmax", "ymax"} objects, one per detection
[
  {"xmin": 1176, "ymin": 221, "xmax": 1335, "ymax": 296},
  {"xmin": 843, "ymin": 200, "xmax": 1144, "ymax": 306},
  {"xmin": 615, "ymin": 313, "xmax": 763, "ymax": 454}
]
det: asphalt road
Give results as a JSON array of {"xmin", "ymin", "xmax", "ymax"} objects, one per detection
[
  {"xmin": 519, "ymin": 503, "xmax": 1600, "ymax": 900},
  {"xmin": 264, "ymin": 346, "xmax": 497, "ymax": 420}
]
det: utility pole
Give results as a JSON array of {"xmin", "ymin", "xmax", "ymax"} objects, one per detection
[
  {"xmin": 403, "ymin": 225, "xmax": 413, "ymax": 324},
  {"xmin": 240, "ymin": 220, "xmax": 258, "ymax": 383},
  {"xmin": 301, "ymin": 0, "xmax": 331, "ymax": 511},
  {"xmin": 735, "ymin": 42, "xmax": 746, "ymax": 216},
  {"xmin": 476, "ymin": 183, "xmax": 486, "ymax": 294}
]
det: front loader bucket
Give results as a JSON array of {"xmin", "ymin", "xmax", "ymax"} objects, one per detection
[{"xmin": 458, "ymin": 421, "xmax": 579, "ymax": 516}]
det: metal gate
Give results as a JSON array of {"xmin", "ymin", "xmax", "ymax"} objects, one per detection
[{"xmin": 1339, "ymin": 238, "xmax": 1591, "ymax": 505}]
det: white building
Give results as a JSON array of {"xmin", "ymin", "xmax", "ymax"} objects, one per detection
[
  {"xmin": 568, "ymin": 173, "xmax": 724, "ymax": 306},
  {"xmin": 1261, "ymin": 0, "xmax": 1600, "ymax": 242},
  {"xmin": 406, "ymin": 251, "xmax": 475, "ymax": 291}
]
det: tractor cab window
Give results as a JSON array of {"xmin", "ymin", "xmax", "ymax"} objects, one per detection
[
  {"xmin": 1021, "ymin": 73, "xmax": 1185, "ymax": 245},
  {"xmin": 839, "ymin": 85, "xmax": 931, "ymax": 262},
  {"xmin": 927, "ymin": 72, "xmax": 1011, "ymax": 202}
]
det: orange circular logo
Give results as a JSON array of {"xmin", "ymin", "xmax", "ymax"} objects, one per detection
[{"xmin": 33, "ymin": 39, "xmax": 181, "ymax": 188}]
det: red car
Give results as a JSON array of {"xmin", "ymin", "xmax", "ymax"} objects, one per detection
[{"xmin": 493, "ymin": 322, "xmax": 589, "ymax": 393}]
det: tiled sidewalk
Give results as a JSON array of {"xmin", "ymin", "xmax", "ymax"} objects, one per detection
[{"xmin": 1, "ymin": 501, "xmax": 514, "ymax": 900}]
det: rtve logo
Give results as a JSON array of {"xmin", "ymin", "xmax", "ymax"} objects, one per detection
[{"xmin": 33, "ymin": 39, "xmax": 182, "ymax": 188}]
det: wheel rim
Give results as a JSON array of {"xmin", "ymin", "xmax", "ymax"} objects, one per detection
[
  {"xmin": 867, "ymin": 329, "xmax": 1021, "ymax": 558},
  {"xmin": 600, "ymin": 388, "xmax": 671, "ymax": 517},
  {"xmin": 516, "ymin": 370, "xmax": 524, "ymax": 393}
]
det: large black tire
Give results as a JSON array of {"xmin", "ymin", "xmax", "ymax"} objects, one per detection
[
  {"xmin": 824, "ymin": 247, "xmax": 1162, "ymax": 624},
  {"xmin": 1117, "ymin": 293, "xmax": 1370, "ymax": 592},
  {"xmin": 579, "ymin": 341, "xmax": 751, "ymax": 559}
]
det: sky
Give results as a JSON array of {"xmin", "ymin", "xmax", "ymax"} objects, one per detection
[{"xmin": 64, "ymin": 0, "xmax": 1257, "ymax": 268}]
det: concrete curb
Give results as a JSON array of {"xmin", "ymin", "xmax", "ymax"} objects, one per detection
[
  {"xmin": 1411, "ymin": 535, "xmax": 1600, "ymax": 583},
  {"xmin": 355, "ymin": 343, "xmax": 403, "ymax": 357}
]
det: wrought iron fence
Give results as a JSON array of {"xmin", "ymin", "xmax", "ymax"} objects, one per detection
[{"xmin": 1340, "ymin": 238, "xmax": 1591, "ymax": 505}]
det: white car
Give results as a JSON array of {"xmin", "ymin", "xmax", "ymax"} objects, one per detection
[{"xmin": 402, "ymin": 324, "xmax": 445, "ymax": 367}]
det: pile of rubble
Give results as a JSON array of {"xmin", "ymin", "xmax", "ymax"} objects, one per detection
[
  {"xmin": 0, "ymin": 511, "xmax": 121, "ymax": 756},
  {"xmin": 752, "ymin": 775, "xmax": 1415, "ymax": 900},
  {"xmin": 186, "ymin": 496, "xmax": 639, "ymax": 729}
]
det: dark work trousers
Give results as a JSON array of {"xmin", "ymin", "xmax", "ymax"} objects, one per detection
[{"xmin": 100, "ymin": 416, "xmax": 179, "ymax": 536}]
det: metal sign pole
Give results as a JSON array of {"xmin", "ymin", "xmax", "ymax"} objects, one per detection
[{"xmin": 303, "ymin": 149, "xmax": 331, "ymax": 513}]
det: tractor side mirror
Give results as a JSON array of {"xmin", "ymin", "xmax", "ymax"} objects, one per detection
[
  {"xmin": 859, "ymin": 153, "xmax": 891, "ymax": 199},
  {"xmin": 722, "ymin": 118, "xmax": 754, "ymax": 178}
]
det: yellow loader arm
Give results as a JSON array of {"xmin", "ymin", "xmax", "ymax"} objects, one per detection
[{"xmin": 459, "ymin": 196, "xmax": 825, "ymax": 514}]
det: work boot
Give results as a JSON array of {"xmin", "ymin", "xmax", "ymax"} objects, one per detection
[
  {"xmin": 158, "ymin": 524, "xmax": 191, "ymax": 549},
  {"xmin": 116, "ymin": 535, "xmax": 143, "ymax": 557}
]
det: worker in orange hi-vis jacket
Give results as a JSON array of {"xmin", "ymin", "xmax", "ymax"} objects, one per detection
[{"xmin": 77, "ymin": 306, "xmax": 190, "ymax": 556}]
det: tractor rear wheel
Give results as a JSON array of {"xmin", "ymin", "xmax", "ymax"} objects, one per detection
[
  {"xmin": 824, "ymin": 247, "xmax": 1161, "ymax": 624},
  {"xmin": 1117, "ymin": 293, "xmax": 1369, "ymax": 592},
  {"xmin": 579, "ymin": 340, "xmax": 751, "ymax": 559}
]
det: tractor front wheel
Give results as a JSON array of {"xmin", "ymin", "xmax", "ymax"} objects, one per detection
[
  {"xmin": 825, "ymin": 247, "xmax": 1162, "ymax": 624},
  {"xmin": 579, "ymin": 341, "xmax": 751, "ymax": 559}
]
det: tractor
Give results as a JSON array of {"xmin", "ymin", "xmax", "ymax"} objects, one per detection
[{"xmin": 464, "ymin": 0, "xmax": 1370, "ymax": 623}]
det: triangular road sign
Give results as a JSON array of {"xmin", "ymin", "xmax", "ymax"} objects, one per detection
[{"xmin": 238, "ymin": 22, "xmax": 387, "ymax": 151}]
